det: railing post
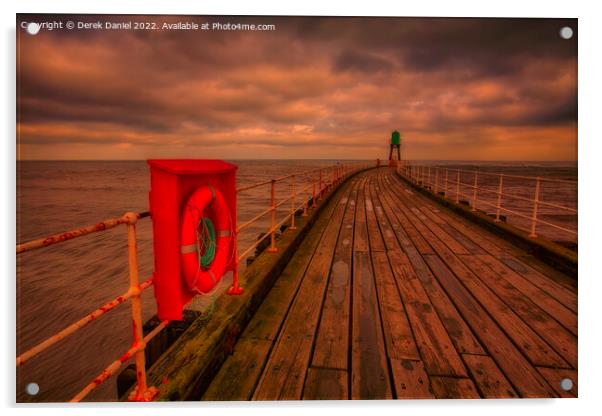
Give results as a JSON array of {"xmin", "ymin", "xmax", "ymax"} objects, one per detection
[
  {"xmin": 435, "ymin": 167, "xmax": 439, "ymax": 194},
  {"xmin": 444, "ymin": 168, "xmax": 449, "ymax": 198},
  {"xmin": 290, "ymin": 175, "xmax": 297, "ymax": 230},
  {"xmin": 331, "ymin": 167, "xmax": 334, "ymax": 190},
  {"xmin": 318, "ymin": 169, "xmax": 323, "ymax": 200},
  {"xmin": 228, "ymin": 190, "xmax": 244, "ymax": 295},
  {"xmin": 267, "ymin": 179, "xmax": 278, "ymax": 253},
  {"xmin": 227, "ymin": 230, "xmax": 243, "ymax": 295},
  {"xmin": 312, "ymin": 177, "xmax": 317, "ymax": 208},
  {"xmin": 529, "ymin": 177, "xmax": 541, "ymax": 237},
  {"xmin": 472, "ymin": 171, "xmax": 478, "ymax": 212},
  {"xmin": 302, "ymin": 176, "xmax": 309, "ymax": 218},
  {"xmin": 455, "ymin": 170, "xmax": 460, "ymax": 203},
  {"xmin": 125, "ymin": 213, "xmax": 157, "ymax": 401},
  {"xmin": 428, "ymin": 166, "xmax": 431, "ymax": 188},
  {"xmin": 332, "ymin": 167, "xmax": 335, "ymax": 190},
  {"xmin": 495, "ymin": 174, "xmax": 504, "ymax": 222}
]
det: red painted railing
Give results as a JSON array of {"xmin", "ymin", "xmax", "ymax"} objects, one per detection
[{"xmin": 16, "ymin": 160, "xmax": 371, "ymax": 401}]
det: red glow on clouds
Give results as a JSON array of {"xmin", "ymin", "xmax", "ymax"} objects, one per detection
[{"xmin": 17, "ymin": 16, "xmax": 577, "ymax": 161}]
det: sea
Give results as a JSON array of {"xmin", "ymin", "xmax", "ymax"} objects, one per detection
[{"xmin": 15, "ymin": 160, "xmax": 577, "ymax": 402}]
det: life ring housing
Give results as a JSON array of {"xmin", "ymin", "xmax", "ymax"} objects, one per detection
[{"xmin": 180, "ymin": 184, "xmax": 233, "ymax": 293}]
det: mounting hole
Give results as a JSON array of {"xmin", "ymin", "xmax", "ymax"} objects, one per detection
[
  {"xmin": 26, "ymin": 22, "xmax": 41, "ymax": 36},
  {"xmin": 559, "ymin": 26, "xmax": 573, "ymax": 40},
  {"xmin": 25, "ymin": 382, "xmax": 40, "ymax": 396},
  {"xmin": 560, "ymin": 378, "xmax": 573, "ymax": 391}
]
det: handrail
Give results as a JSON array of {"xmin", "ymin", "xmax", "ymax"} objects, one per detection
[
  {"xmin": 397, "ymin": 162, "xmax": 577, "ymax": 240},
  {"xmin": 16, "ymin": 211, "xmax": 160, "ymax": 401},
  {"xmin": 15, "ymin": 278, "xmax": 154, "ymax": 367},
  {"xmin": 414, "ymin": 165, "xmax": 577, "ymax": 184},
  {"xmin": 235, "ymin": 161, "xmax": 369, "ymax": 262},
  {"xmin": 15, "ymin": 160, "xmax": 372, "ymax": 402},
  {"xmin": 16, "ymin": 211, "xmax": 150, "ymax": 254}
]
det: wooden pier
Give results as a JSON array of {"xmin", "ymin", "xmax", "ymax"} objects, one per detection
[{"xmin": 199, "ymin": 167, "xmax": 577, "ymax": 400}]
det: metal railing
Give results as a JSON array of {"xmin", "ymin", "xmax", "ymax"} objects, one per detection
[
  {"xmin": 16, "ymin": 211, "xmax": 163, "ymax": 402},
  {"xmin": 232, "ymin": 161, "xmax": 370, "ymax": 291},
  {"xmin": 16, "ymin": 160, "xmax": 371, "ymax": 402},
  {"xmin": 397, "ymin": 162, "xmax": 577, "ymax": 240}
]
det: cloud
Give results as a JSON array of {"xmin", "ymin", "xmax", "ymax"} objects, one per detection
[
  {"xmin": 16, "ymin": 15, "xmax": 577, "ymax": 160},
  {"xmin": 333, "ymin": 49, "xmax": 395, "ymax": 73}
]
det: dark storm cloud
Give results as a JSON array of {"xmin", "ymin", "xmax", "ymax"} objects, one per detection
[
  {"xmin": 333, "ymin": 49, "xmax": 395, "ymax": 73},
  {"xmin": 16, "ymin": 15, "xmax": 577, "ymax": 160}
]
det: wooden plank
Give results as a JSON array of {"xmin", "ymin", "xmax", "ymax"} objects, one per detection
[
  {"xmin": 438, "ymin": 223, "xmax": 487, "ymax": 255},
  {"xmin": 407, "ymin": 205, "xmax": 470, "ymax": 255},
  {"xmin": 407, "ymin": 194, "xmax": 484, "ymax": 256},
  {"xmin": 429, "ymin": 376, "xmax": 480, "ymax": 399},
  {"xmin": 462, "ymin": 354, "xmax": 518, "ymax": 398},
  {"xmin": 374, "ymin": 175, "xmax": 485, "ymax": 356},
  {"xmin": 148, "ymin": 173, "xmax": 360, "ymax": 402},
  {"xmin": 366, "ymin": 179, "xmax": 421, "ymax": 361},
  {"xmin": 202, "ymin": 339, "xmax": 272, "ymax": 401},
  {"xmin": 386, "ymin": 174, "xmax": 514, "ymax": 256},
  {"xmin": 351, "ymin": 250, "xmax": 393, "ymax": 399},
  {"xmin": 243, "ymin": 238, "xmax": 322, "ymax": 342},
  {"xmin": 461, "ymin": 255, "xmax": 577, "ymax": 369},
  {"xmin": 536, "ymin": 367, "xmax": 578, "ymax": 398},
  {"xmin": 387, "ymin": 250, "xmax": 468, "ymax": 378},
  {"xmin": 371, "ymin": 251, "xmax": 421, "ymax": 360},
  {"xmin": 424, "ymin": 254, "xmax": 557, "ymax": 397},
  {"xmin": 312, "ymin": 183, "xmax": 358, "ymax": 369},
  {"xmin": 370, "ymin": 175, "xmax": 400, "ymax": 251},
  {"xmin": 353, "ymin": 178, "xmax": 369, "ymax": 252},
  {"xmin": 364, "ymin": 177, "xmax": 387, "ymax": 252},
  {"xmin": 302, "ymin": 368, "xmax": 348, "ymax": 400},
  {"xmin": 390, "ymin": 359, "xmax": 435, "ymax": 399},
  {"xmin": 389, "ymin": 188, "xmax": 570, "ymax": 369},
  {"xmin": 477, "ymin": 254, "xmax": 577, "ymax": 336},
  {"xmin": 253, "ymin": 182, "xmax": 355, "ymax": 400},
  {"xmin": 390, "ymin": 173, "xmax": 577, "ymax": 310},
  {"xmin": 203, "ymin": 178, "xmax": 359, "ymax": 401},
  {"xmin": 392, "ymin": 175, "xmax": 578, "ymax": 293},
  {"xmin": 517, "ymin": 255, "xmax": 577, "ymax": 291},
  {"xmin": 502, "ymin": 256, "xmax": 577, "ymax": 313},
  {"xmin": 379, "ymin": 178, "xmax": 434, "ymax": 255}
]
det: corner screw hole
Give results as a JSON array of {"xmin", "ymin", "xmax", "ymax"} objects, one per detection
[
  {"xmin": 26, "ymin": 382, "xmax": 40, "ymax": 396},
  {"xmin": 26, "ymin": 22, "xmax": 41, "ymax": 36},
  {"xmin": 560, "ymin": 26, "xmax": 573, "ymax": 40},
  {"xmin": 560, "ymin": 378, "xmax": 573, "ymax": 391}
]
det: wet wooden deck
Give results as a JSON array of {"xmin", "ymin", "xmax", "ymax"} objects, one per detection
[{"xmin": 202, "ymin": 167, "xmax": 577, "ymax": 400}]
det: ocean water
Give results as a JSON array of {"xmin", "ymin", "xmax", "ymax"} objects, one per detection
[{"xmin": 15, "ymin": 160, "xmax": 577, "ymax": 402}]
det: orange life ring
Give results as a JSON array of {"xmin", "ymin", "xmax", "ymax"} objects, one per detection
[{"xmin": 180, "ymin": 185, "xmax": 233, "ymax": 293}]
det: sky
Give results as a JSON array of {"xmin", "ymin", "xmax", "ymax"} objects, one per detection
[{"xmin": 16, "ymin": 15, "xmax": 577, "ymax": 161}]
